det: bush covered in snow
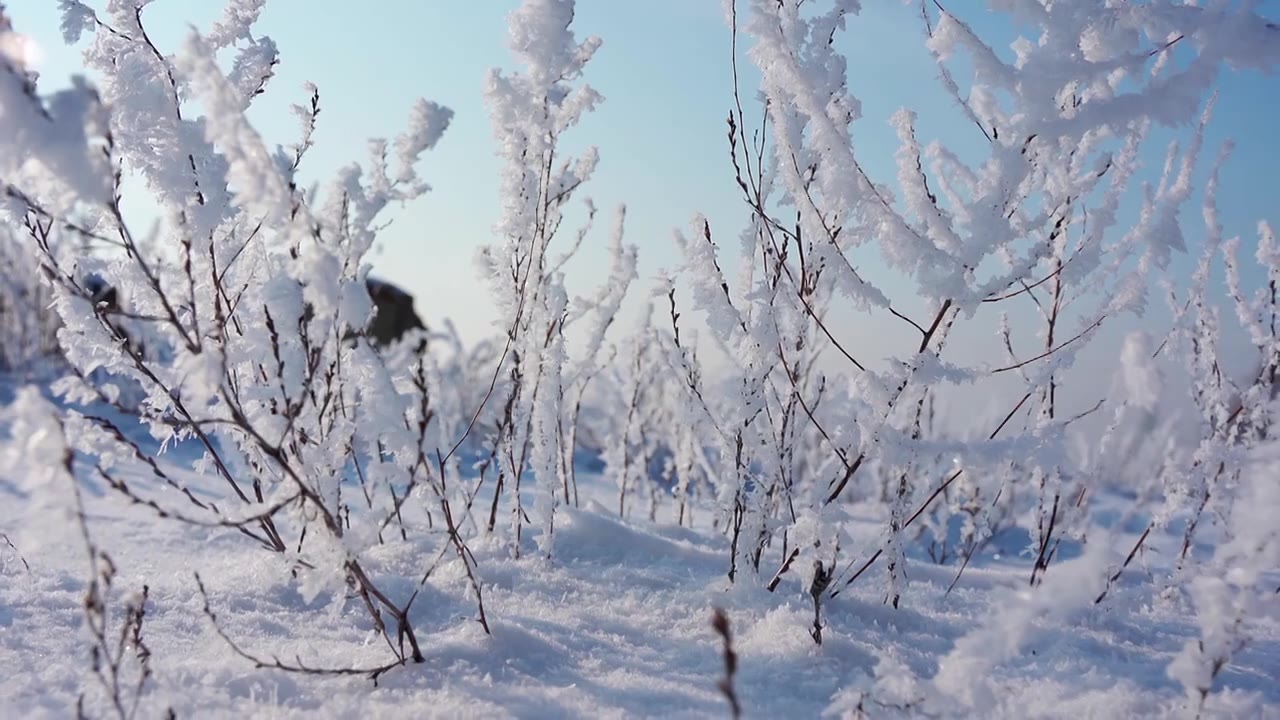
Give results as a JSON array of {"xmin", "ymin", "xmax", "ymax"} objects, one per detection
[
  {"xmin": 0, "ymin": 1, "xmax": 1277, "ymax": 718},
  {"xmin": 0, "ymin": 221, "xmax": 62, "ymax": 371}
]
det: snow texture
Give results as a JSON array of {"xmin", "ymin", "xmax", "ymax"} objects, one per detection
[
  {"xmin": 2, "ymin": 379, "xmax": 1276, "ymax": 719},
  {"xmin": 2, "ymin": 0, "xmax": 1279, "ymax": 717}
]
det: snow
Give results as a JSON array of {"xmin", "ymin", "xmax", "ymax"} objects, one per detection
[
  {"xmin": 3, "ymin": 0, "xmax": 1279, "ymax": 717},
  {"xmin": 1, "ymin": 377, "xmax": 1276, "ymax": 719}
]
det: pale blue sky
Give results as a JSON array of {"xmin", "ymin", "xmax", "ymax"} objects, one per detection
[{"xmin": 9, "ymin": 1, "xmax": 1280, "ymax": 412}]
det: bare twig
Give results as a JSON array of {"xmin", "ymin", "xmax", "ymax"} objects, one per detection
[{"xmin": 711, "ymin": 607, "xmax": 742, "ymax": 720}]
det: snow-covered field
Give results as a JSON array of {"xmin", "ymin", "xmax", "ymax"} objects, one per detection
[
  {"xmin": 4, "ymin": 0, "xmax": 1280, "ymax": 717},
  {"xmin": 1, "ymin": 378, "xmax": 1276, "ymax": 720}
]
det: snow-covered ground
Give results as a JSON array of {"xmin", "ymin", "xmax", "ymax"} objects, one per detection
[{"xmin": 1, "ymin": 375, "xmax": 1277, "ymax": 720}]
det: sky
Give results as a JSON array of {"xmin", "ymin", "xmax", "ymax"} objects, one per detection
[{"xmin": 8, "ymin": 0, "xmax": 1280, "ymax": 427}]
